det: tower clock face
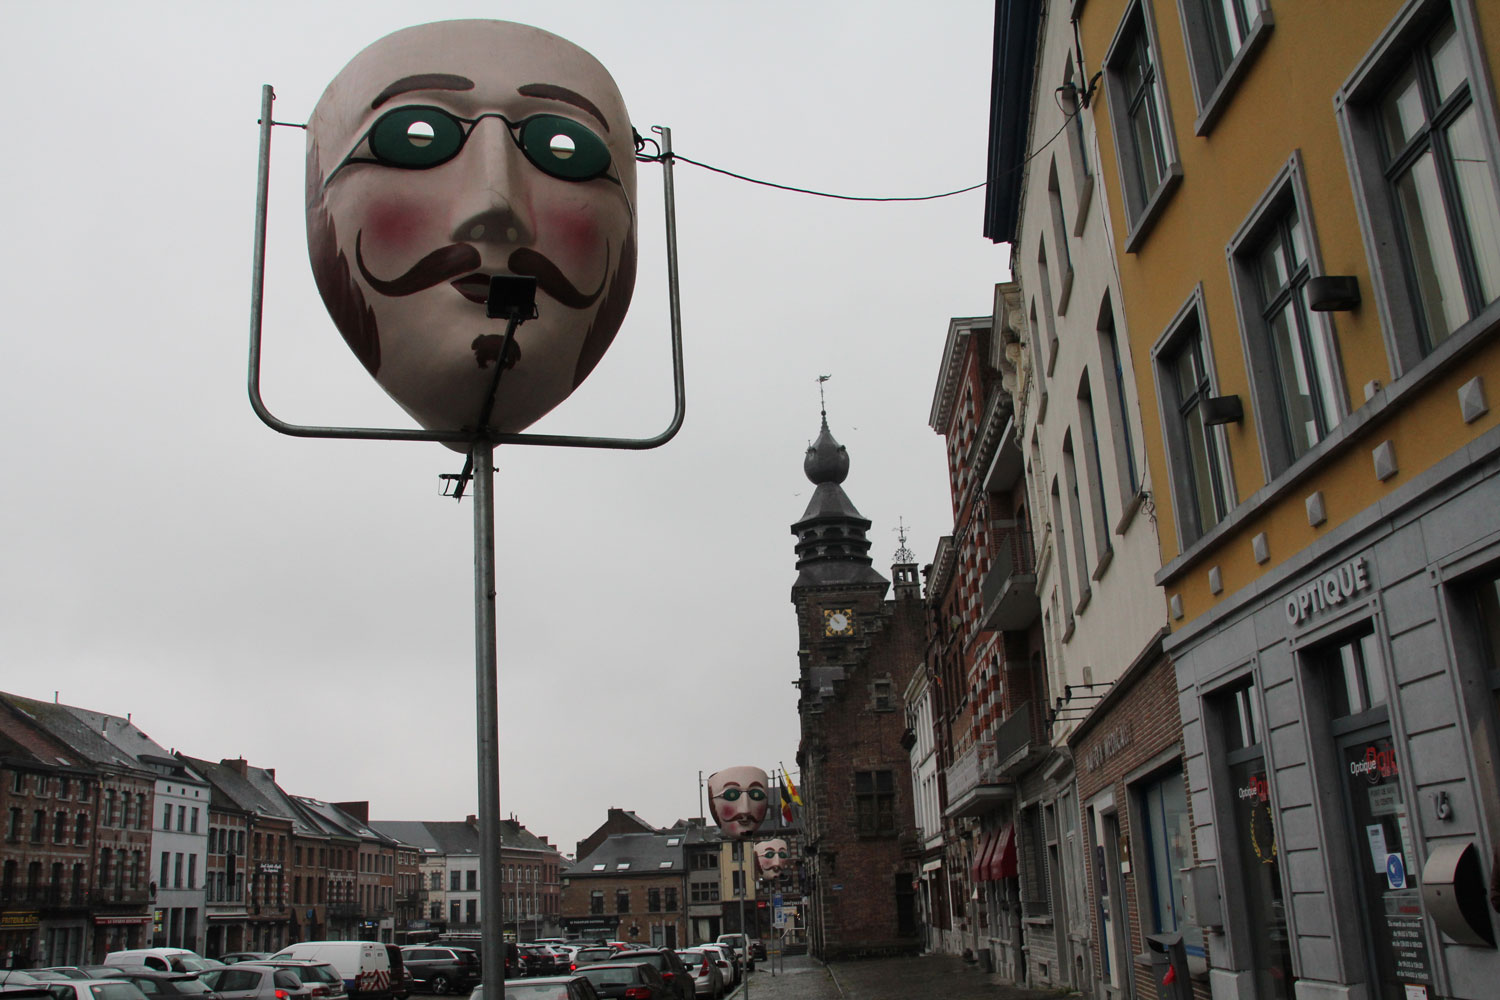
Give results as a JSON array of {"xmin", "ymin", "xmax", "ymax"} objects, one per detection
[{"xmin": 824, "ymin": 608, "xmax": 854, "ymax": 637}]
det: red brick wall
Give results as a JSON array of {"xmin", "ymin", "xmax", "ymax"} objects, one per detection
[
  {"xmin": 799, "ymin": 590, "xmax": 925, "ymax": 957},
  {"xmin": 1072, "ymin": 655, "xmax": 1208, "ymax": 1000}
]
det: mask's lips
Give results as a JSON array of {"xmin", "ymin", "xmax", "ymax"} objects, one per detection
[{"xmin": 451, "ymin": 273, "xmax": 495, "ymax": 305}]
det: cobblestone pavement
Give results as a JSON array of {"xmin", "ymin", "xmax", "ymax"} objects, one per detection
[{"xmin": 724, "ymin": 953, "xmax": 1065, "ymax": 1000}]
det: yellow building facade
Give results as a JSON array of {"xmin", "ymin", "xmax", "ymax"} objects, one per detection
[{"xmin": 1072, "ymin": 1, "xmax": 1500, "ymax": 998}]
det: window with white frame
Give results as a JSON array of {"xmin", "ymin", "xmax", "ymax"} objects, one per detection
[
  {"xmin": 1178, "ymin": 0, "xmax": 1274, "ymax": 131},
  {"xmin": 1104, "ymin": 0, "xmax": 1182, "ymax": 247},
  {"xmin": 1076, "ymin": 373, "xmax": 1114, "ymax": 570},
  {"xmin": 1049, "ymin": 478, "xmax": 1077, "ymax": 635},
  {"xmin": 1061, "ymin": 433, "xmax": 1094, "ymax": 608},
  {"xmin": 1046, "ymin": 160, "xmax": 1074, "ymax": 313},
  {"xmin": 1061, "ymin": 54, "xmax": 1095, "ymax": 226},
  {"xmin": 1036, "ymin": 244, "xmax": 1061, "ymax": 375},
  {"xmin": 1095, "ymin": 294, "xmax": 1141, "ymax": 509},
  {"xmin": 1228, "ymin": 159, "xmax": 1346, "ymax": 477},
  {"xmin": 1153, "ymin": 294, "xmax": 1233, "ymax": 545},
  {"xmin": 1337, "ymin": 1, "xmax": 1500, "ymax": 372}
]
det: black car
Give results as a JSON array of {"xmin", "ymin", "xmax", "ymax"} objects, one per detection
[
  {"xmin": 572, "ymin": 965, "xmax": 668, "ymax": 1000},
  {"xmin": 515, "ymin": 948, "xmax": 560, "ymax": 979},
  {"xmin": 397, "ymin": 948, "xmax": 480, "ymax": 995},
  {"xmin": 606, "ymin": 952, "xmax": 690, "ymax": 1000}
]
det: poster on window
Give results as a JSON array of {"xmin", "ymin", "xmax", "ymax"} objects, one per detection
[{"xmin": 1341, "ymin": 736, "xmax": 1432, "ymax": 998}]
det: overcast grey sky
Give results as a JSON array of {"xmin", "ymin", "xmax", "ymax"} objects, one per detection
[{"xmin": 0, "ymin": 1, "xmax": 1006, "ymax": 856}]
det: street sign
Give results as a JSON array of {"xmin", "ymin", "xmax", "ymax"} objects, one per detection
[
  {"xmin": 773, "ymin": 905, "xmax": 787, "ymax": 928},
  {"xmin": 771, "ymin": 893, "xmax": 783, "ymax": 907}
]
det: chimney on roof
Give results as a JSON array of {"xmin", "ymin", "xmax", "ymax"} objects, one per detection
[
  {"xmin": 466, "ymin": 815, "xmax": 477, "ymax": 828},
  {"xmin": 336, "ymin": 802, "xmax": 370, "ymax": 823},
  {"xmin": 223, "ymin": 758, "xmax": 250, "ymax": 778},
  {"xmin": 266, "ymin": 768, "xmax": 275, "ymax": 779}
]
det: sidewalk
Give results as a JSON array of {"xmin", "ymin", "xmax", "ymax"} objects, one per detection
[{"xmin": 725, "ymin": 953, "xmax": 1062, "ymax": 1000}]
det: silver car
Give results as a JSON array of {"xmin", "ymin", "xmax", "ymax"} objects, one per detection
[{"xmin": 673, "ymin": 952, "xmax": 723, "ymax": 1000}]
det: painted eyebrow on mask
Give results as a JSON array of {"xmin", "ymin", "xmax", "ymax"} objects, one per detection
[
  {"xmin": 517, "ymin": 83, "xmax": 611, "ymax": 133},
  {"xmin": 371, "ymin": 73, "xmax": 476, "ymax": 110}
]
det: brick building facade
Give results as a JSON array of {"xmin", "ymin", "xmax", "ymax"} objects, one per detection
[
  {"xmin": 561, "ymin": 831, "xmax": 688, "ymax": 947},
  {"xmin": 792, "ymin": 413, "xmax": 923, "ymax": 958},
  {"xmin": 1070, "ymin": 634, "xmax": 1204, "ymax": 1000}
]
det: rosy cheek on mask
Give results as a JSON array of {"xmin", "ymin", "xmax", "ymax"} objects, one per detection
[
  {"xmin": 362, "ymin": 199, "xmax": 437, "ymax": 253},
  {"xmin": 539, "ymin": 205, "xmax": 603, "ymax": 262}
]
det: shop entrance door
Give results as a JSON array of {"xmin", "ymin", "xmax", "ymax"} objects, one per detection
[{"xmin": 1336, "ymin": 726, "xmax": 1434, "ymax": 1000}]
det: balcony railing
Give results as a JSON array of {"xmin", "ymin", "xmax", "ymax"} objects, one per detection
[
  {"xmin": 994, "ymin": 699, "xmax": 1050, "ymax": 777},
  {"xmin": 942, "ymin": 739, "xmax": 1012, "ymax": 819},
  {"xmin": 979, "ymin": 522, "xmax": 1039, "ymax": 632},
  {"xmin": 0, "ymin": 886, "xmax": 91, "ymax": 906}
]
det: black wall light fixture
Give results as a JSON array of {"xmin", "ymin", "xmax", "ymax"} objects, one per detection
[
  {"xmin": 1308, "ymin": 275, "xmax": 1360, "ymax": 312},
  {"xmin": 1201, "ymin": 394, "xmax": 1244, "ymax": 426}
]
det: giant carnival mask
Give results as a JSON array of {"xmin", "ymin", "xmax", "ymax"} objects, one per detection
[
  {"xmin": 754, "ymin": 839, "xmax": 789, "ymax": 881},
  {"xmin": 306, "ymin": 20, "xmax": 638, "ymax": 446},
  {"xmin": 707, "ymin": 766, "xmax": 770, "ymax": 840}
]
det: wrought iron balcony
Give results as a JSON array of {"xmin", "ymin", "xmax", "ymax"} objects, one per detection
[
  {"xmin": 979, "ymin": 521, "xmax": 1039, "ymax": 632},
  {"xmin": 943, "ymin": 739, "xmax": 1012, "ymax": 819}
]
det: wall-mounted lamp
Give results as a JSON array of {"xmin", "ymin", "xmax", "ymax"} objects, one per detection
[
  {"xmin": 1308, "ymin": 275, "xmax": 1361, "ymax": 312},
  {"xmin": 1201, "ymin": 394, "xmax": 1244, "ymax": 426}
]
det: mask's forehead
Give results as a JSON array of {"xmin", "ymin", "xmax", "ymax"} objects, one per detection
[{"xmin": 309, "ymin": 19, "xmax": 634, "ymax": 185}]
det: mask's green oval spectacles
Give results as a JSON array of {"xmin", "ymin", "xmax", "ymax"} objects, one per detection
[{"xmin": 328, "ymin": 105, "xmax": 613, "ymax": 185}]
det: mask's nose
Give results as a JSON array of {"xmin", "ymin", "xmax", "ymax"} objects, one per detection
[{"xmin": 449, "ymin": 118, "xmax": 536, "ymax": 246}]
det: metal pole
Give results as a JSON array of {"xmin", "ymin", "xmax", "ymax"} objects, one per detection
[{"xmin": 473, "ymin": 443, "xmax": 504, "ymax": 998}]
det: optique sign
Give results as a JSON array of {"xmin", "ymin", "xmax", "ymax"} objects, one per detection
[{"xmin": 1284, "ymin": 557, "xmax": 1370, "ymax": 626}]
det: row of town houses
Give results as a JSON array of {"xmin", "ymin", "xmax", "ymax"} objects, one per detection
[
  {"xmin": 0, "ymin": 690, "xmax": 564, "ymax": 968},
  {"xmin": 788, "ymin": 2, "xmax": 1500, "ymax": 1000}
]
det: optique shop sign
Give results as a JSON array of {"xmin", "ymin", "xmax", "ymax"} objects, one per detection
[{"xmin": 1284, "ymin": 557, "xmax": 1370, "ymax": 626}]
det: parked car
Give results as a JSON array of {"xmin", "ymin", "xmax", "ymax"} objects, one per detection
[
  {"xmin": 572, "ymin": 965, "xmax": 668, "ymax": 1000},
  {"xmin": 35, "ymin": 981, "xmax": 149, "ymax": 1000},
  {"xmin": 103, "ymin": 954, "xmax": 219, "ymax": 975},
  {"xmin": 747, "ymin": 940, "xmax": 765, "ymax": 963},
  {"xmin": 213, "ymin": 958, "xmax": 270, "ymax": 968},
  {"xmin": 198, "ymin": 965, "xmax": 319, "ymax": 1000},
  {"xmin": 712, "ymin": 936, "xmax": 751, "ymax": 974},
  {"xmin": 516, "ymin": 948, "xmax": 560, "ymax": 979},
  {"xmin": 495, "ymin": 977, "xmax": 598, "ymax": 1000},
  {"xmin": 269, "ymin": 943, "xmax": 402, "ymax": 1000},
  {"xmin": 398, "ymin": 948, "xmax": 480, "ymax": 995},
  {"xmin": 566, "ymin": 949, "xmax": 614, "ymax": 974},
  {"xmin": 689, "ymin": 947, "xmax": 733, "ymax": 989},
  {"xmin": 672, "ymin": 952, "xmax": 721, "ymax": 1000},
  {"xmin": 608, "ymin": 952, "xmax": 690, "ymax": 1000},
  {"xmin": 238, "ymin": 962, "xmax": 344, "ymax": 1000},
  {"xmin": 80, "ymin": 967, "xmax": 221, "ymax": 1000}
]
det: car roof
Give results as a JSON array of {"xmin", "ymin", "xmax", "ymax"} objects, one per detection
[
  {"xmin": 507, "ymin": 977, "xmax": 586, "ymax": 985},
  {"xmin": 83, "ymin": 969, "xmax": 197, "ymax": 981}
]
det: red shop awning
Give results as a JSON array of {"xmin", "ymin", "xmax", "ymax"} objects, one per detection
[
  {"xmin": 988, "ymin": 823, "xmax": 1018, "ymax": 880},
  {"xmin": 969, "ymin": 830, "xmax": 996, "ymax": 882}
]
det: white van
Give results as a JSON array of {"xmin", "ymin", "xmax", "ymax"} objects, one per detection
[
  {"xmin": 104, "ymin": 948, "xmax": 219, "ymax": 973},
  {"xmin": 270, "ymin": 941, "xmax": 403, "ymax": 999}
]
